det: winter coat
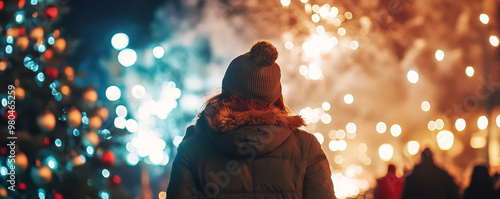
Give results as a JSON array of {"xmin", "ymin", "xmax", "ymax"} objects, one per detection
[
  {"xmin": 373, "ymin": 172, "xmax": 404, "ymax": 199},
  {"xmin": 166, "ymin": 100, "xmax": 335, "ymax": 199}
]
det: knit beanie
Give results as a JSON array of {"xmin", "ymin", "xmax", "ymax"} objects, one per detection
[{"xmin": 222, "ymin": 41, "xmax": 282, "ymax": 104}]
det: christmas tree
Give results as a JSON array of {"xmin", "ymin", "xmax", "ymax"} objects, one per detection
[{"xmin": 0, "ymin": 1, "xmax": 130, "ymax": 198}]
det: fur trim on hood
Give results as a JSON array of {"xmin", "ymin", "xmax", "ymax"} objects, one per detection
[{"xmin": 201, "ymin": 99, "xmax": 305, "ymax": 132}]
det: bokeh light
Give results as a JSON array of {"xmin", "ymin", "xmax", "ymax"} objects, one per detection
[
  {"xmin": 477, "ymin": 115, "xmax": 488, "ymax": 130},
  {"xmin": 465, "ymin": 66, "xmax": 474, "ymax": 77},
  {"xmin": 346, "ymin": 122, "xmax": 357, "ymax": 133},
  {"xmin": 105, "ymin": 86, "xmax": 121, "ymax": 101},
  {"xmin": 435, "ymin": 50, "xmax": 444, "ymax": 61},
  {"xmin": 490, "ymin": 36, "xmax": 499, "ymax": 47},
  {"xmin": 280, "ymin": 0, "xmax": 290, "ymax": 7},
  {"xmin": 376, "ymin": 122, "xmax": 387, "ymax": 134},
  {"xmin": 344, "ymin": 12, "xmax": 353, "ymax": 20},
  {"xmin": 437, "ymin": 130, "xmax": 454, "ymax": 150},
  {"xmin": 153, "ymin": 46, "xmax": 165, "ymax": 59},
  {"xmin": 470, "ymin": 136, "xmax": 486, "ymax": 149},
  {"xmin": 344, "ymin": 94, "xmax": 354, "ymax": 104},
  {"xmin": 314, "ymin": 133, "xmax": 324, "ymax": 144},
  {"xmin": 350, "ymin": 41, "xmax": 359, "ymax": 50},
  {"xmin": 378, "ymin": 144, "xmax": 394, "ymax": 161},
  {"xmin": 455, "ymin": 118, "xmax": 466, "ymax": 131},
  {"xmin": 118, "ymin": 49, "xmax": 137, "ymax": 67},
  {"xmin": 390, "ymin": 124, "xmax": 402, "ymax": 137},
  {"xmin": 338, "ymin": 27, "xmax": 346, "ymax": 36},
  {"xmin": 421, "ymin": 101, "xmax": 430, "ymax": 112},
  {"xmin": 480, "ymin": 14, "xmax": 489, "ymax": 24},
  {"xmin": 102, "ymin": 169, "xmax": 110, "ymax": 178},
  {"xmin": 111, "ymin": 33, "xmax": 129, "ymax": 50},
  {"xmin": 311, "ymin": 14, "xmax": 320, "ymax": 23},
  {"xmin": 435, "ymin": 119, "xmax": 444, "ymax": 130},
  {"xmin": 497, "ymin": 115, "xmax": 500, "ymax": 127},
  {"xmin": 428, "ymin": 121, "xmax": 437, "ymax": 131},
  {"xmin": 131, "ymin": 85, "xmax": 146, "ymax": 99},
  {"xmin": 125, "ymin": 119, "xmax": 139, "ymax": 132},
  {"xmin": 322, "ymin": 102, "xmax": 331, "ymax": 111},
  {"xmin": 114, "ymin": 117, "xmax": 126, "ymax": 129},
  {"xmin": 407, "ymin": 70, "xmax": 419, "ymax": 84},
  {"xmin": 407, "ymin": 141, "xmax": 420, "ymax": 155},
  {"xmin": 321, "ymin": 114, "xmax": 332, "ymax": 124},
  {"xmin": 115, "ymin": 105, "xmax": 128, "ymax": 117}
]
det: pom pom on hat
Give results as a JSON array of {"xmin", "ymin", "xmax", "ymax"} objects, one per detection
[
  {"xmin": 250, "ymin": 41, "xmax": 278, "ymax": 66},
  {"xmin": 222, "ymin": 40, "xmax": 282, "ymax": 104}
]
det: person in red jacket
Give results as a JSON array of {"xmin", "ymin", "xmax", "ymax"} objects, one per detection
[
  {"xmin": 373, "ymin": 164, "xmax": 404, "ymax": 199},
  {"xmin": 167, "ymin": 41, "xmax": 335, "ymax": 199}
]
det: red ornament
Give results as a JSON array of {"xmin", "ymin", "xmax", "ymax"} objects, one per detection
[
  {"xmin": 0, "ymin": 147, "xmax": 7, "ymax": 154},
  {"xmin": 43, "ymin": 137, "xmax": 50, "ymax": 147},
  {"xmin": 0, "ymin": 1, "xmax": 4, "ymax": 11},
  {"xmin": 43, "ymin": 49, "xmax": 54, "ymax": 60},
  {"xmin": 43, "ymin": 5, "xmax": 58, "ymax": 21},
  {"xmin": 45, "ymin": 68, "xmax": 59, "ymax": 79},
  {"xmin": 18, "ymin": 182, "xmax": 26, "ymax": 191},
  {"xmin": 18, "ymin": 0, "xmax": 25, "ymax": 8},
  {"xmin": 54, "ymin": 193, "xmax": 63, "ymax": 199},
  {"xmin": 111, "ymin": 175, "xmax": 121, "ymax": 186},
  {"xmin": 17, "ymin": 27, "xmax": 25, "ymax": 36},
  {"xmin": 101, "ymin": 151, "xmax": 116, "ymax": 166}
]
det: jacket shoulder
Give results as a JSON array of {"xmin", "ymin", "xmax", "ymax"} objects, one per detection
[
  {"xmin": 290, "ymin": 129, "xmax": 317, "ymax": 152},
  {"xmin": 293, "ymin": 129, "xmax": 315, "ymax": 143}
]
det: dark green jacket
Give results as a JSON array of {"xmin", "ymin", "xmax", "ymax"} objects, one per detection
[{"xmin": 167, "ymin": 104, "xmax": 335, "ymax": 199}]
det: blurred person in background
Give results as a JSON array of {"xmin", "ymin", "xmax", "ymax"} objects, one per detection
[
  {"xmin": 463, "ymin": 165, "xmax": 495, "ymax": 199},
  {"xmin": 401, "ymin": 148, "xmax": 460, "ymax": 199},
  {"xmin": 373, "ymin": 164, "xmax": 404, "ymax": 199},
  {"xmin": 166, "ymin": 41, "xmax": 335, "ymax": 199}
]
